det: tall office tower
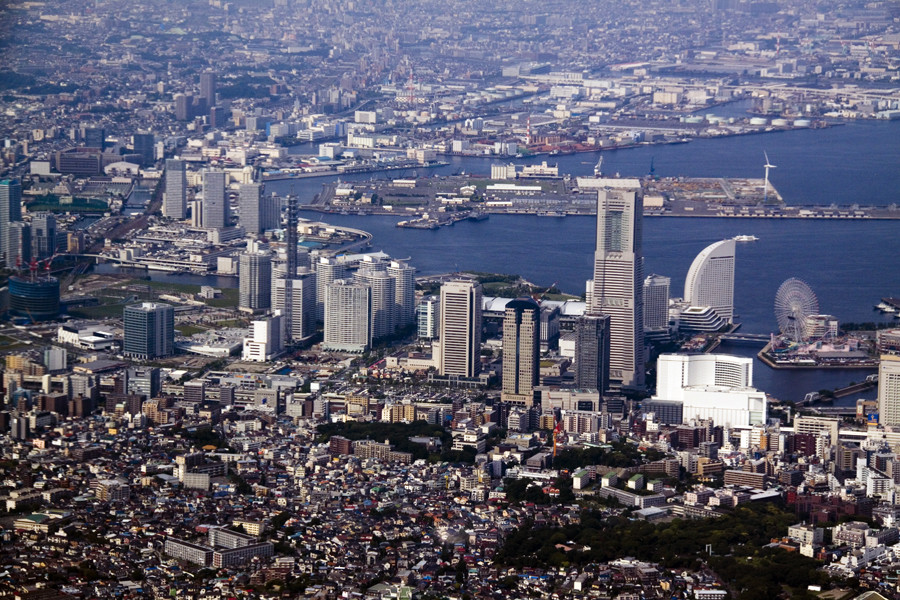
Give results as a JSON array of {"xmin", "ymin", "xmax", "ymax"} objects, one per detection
[
  {"xmin": 6, "ymin": 222, "xmax": 30, "ymax": 267},
  {"xmin": 501, "ymin": 298, "xmax": 541, "ymax": 406},
  {"xmin": 239, "ymin": 251, "xmax": 272, "ymax": 312},
  {"xmin": 878, "ymin": 355, "xmax": 900, "ymax": 426},
  {"xmin": 315, "ymin": 257, "xmax": 346, "ymax": 322},
  {"xmin": 272, "ymin": 270, "xmax": 316, "ymax": 342},
  {"xmin": 417, "ymin": 296, "xmax": 440, "ymax": 340},
  {"xmin": 355, "ymin": 267, "xmax": 396, "ymax": 340},
  {"xmin": 201, "ymin": 169, "xmax": 228, "ymax": 229},
  {"xmin": 209, "ymin": 106, "xmax": 224, "ymax": 128},
  {"xmin": 0, "ymin": 179, "xmax": 22, "ymax": 268},
  {"xmin": 82, "ymin": 127, "xmax": 105, "ymax": 150},
  {"xmin": 164, "ymin": 159, "xmax": 186, "ymax": 220},
  {"xmin": 439, "ymin": 280, "xmax": 482, "ymax": 378},
  {"xmin": 643, "ymin": 274, "xmax": 671, "ymax": 335},
  {"xmin": 684, "ymin": 239, "xmax": 736, "ymax": 324},
  {"xmin": 133, "ymin": 133, "xmax": 155, "ymax": 167},
  {"xmin": 574, "ymin": 313, "xmax": 611, "ymax": 393},
  {"xmin": 588, "ymin": 181, "xmax": 644, "ymax": 389},
  {"xmin": 31, "ymin": 213, "xmax": 57, "ymax": 261},
  {"xmin": 123, "ymin": 303, "xmax": 174, "ymax": 359},
  {"xmin": 388, "ymin": 260, "xmax": 416, "ymax": 330},
  {"xmin": 239, "ymin": 184, "xmax": 280, "ymax": 234},
  {"xmin": 174, "ymin": 93, "xmax": 192, "ymax": 121},
  {"xmin": 200, "ymin": 72, "xmax": 217, "ymax": 109},
  {"xmin": 323, "ymin": 279, "xmax": 371, "ymax": 352}
]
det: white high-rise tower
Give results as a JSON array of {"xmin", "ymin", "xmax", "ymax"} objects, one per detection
[
  {"xmin": 878, "ymin": 355, "xmax": 900, "ymax": 426},
  {"xmin": 588, "ymin": 180, "xmax": 644, "ymax": 390},
  {"xmin": 439, "ymin": 279, "xmax": 482, "ymax": 379},
  {"xmin": 684, "ymin": 239, "xmax": 736, "ymax": 324}
]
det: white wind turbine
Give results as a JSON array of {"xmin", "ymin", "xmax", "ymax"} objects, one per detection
[{"xmin": 763, "ymin": 151, "xmax": 776, "ymax": 204}]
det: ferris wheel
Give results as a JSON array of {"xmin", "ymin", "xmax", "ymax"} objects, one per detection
[{"xmin": 774, "ymin": 278, "xmax": 819, "ymax": 342}]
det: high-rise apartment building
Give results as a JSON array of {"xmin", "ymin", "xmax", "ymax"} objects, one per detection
[
  {"xmin": 164, "ymin": 160, "xmax": 186, "ymax": 220},
  {"xmin": 323, "ymin": 279, "xmax": 371, "ymax": 353},
  {"xmin": 878, "ymin": 355, "xmax": 900, "ymax": 426},
  {"xmin": 315, "ymin": 257, "xmax": 346, "ymax": 322},
  {"xmin": 643, "ymin": 274, "xmax": 671, "ymax": 336},
  {"xmin": 388, "ymin": 260, "xmax": 416, "ymax": 330},
  {"xmin": 123, "ymin": 303, "xmax": 174, "ymax": 360},
  {"xmin": 239, "ymin": 184, "xmax": 280, "ymax": 234},
  {"xmin": 200, "ymin": 72, "xmax": 217, "ymax": 109},
  {"xmin": 272, "ymin": 270, "xmax": 316, "ymax": 343},
  {"xmin": 501, "ymin": 298, "xmax": 541, "ymax": 406},
  {"xmin": 31, "ymin": 213, "xmax": 57, "ymax": 261},
  {"xmin": 588, "ymin": 181, "xmax": 645, "ymax": 389},
  {"xmin": 574, "ymin": 313, "xmax": 611, "ymax": 393},
  {"xmin": 684, "ymin": 239, "xmax": 736, "ymax": 324},
  {"xmin": 439, "ymin": 280, "xmax": 482, "ymax": 378},
  {"xmin": 0, "ymin": 179, "xmax": 23, "ymax": 268},
  {"xmin": 201, "ymin": 170, "xmax": 228, "ymax": 229},
  {"xmin": 6, "ymin": 222, "xmax": 30, "ymax": 267},
  {"xmin": 174, "ymin": 93, "xmax": 192, "ymax": 121},
  {"xmin": 355, "ymin": 267, "xmax": 396, "ymax": 340},
  {"xmin": 239, "ymin": 252, "xmax": 272, "ymax": 313}
]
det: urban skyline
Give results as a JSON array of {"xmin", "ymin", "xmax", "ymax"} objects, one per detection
[{"xmin": 1, "ymin": 0, "xmax": 899, "ymax": 597}]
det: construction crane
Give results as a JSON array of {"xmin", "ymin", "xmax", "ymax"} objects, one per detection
[{"xmin": 552, "ymin": 419, "xmax": 565, "ymax": 458}]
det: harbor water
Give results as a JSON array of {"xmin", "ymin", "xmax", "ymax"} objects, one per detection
[{"xmin": 104, "ymin": 119, "xmax": 900, "ymax": 402}]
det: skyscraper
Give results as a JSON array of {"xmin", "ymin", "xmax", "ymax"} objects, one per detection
[
  {"xmin": 239, "ymin": 184, "xmax": 280, "ymax": 234},
  {"xmin": 164, "ymin": 159, "xmax": 186, "ymax": 220},
  {"xmin": 388, "ymin": 260, "xmax": 416, "ymax": 331},
  {"xmin": 643, "ymin": 274, "xmax": 671, "ymax": 337},
  {"xmin": 323, "ymin": 279, "xmax": 371, "ymax": 353},
  {"xmin": 272, "ymin": 270, "xmax": 316, "ymax": 342},
  {"xmin": 417, "ymin": 296, "xmax": 440, "ymax": 340},
  {"xmin": 31, "ymin": 213, "xmax": 57, "ymax": 261},
  {"xmin": 878, "ymin": 355, "xmax": 900, "ymax": 426},
  {"xmin": 200, "ymin": 72, "xmax": 217, "ymax": 109},
  {"xmin": 501, "ymin": 298, "xmax": 540, "ymax": 406},
  {"xmin": 133, "ymin": 133, "xmax": 155, "ymax": 167},
  {"xmin": 684, "ymin": 239, "xmax": 736, "ymax": 324},
  {"xmin": 574, "ymin": 313, "xmax": 611, "ymax": 393},
  {"xmin": 0, "ymin": 179, "xmax": 22, "ymax": 268},
  {"xmin": 239, "ymin": 251, "xmax": 272, "ymax": 313},
  {"xmin": 123, "ymin": 303, "xmax": 174, "ymax": 360},
  {"xmin": 6, "ymin": 222, "xmax": 30, "ymax": 267},
  {"xmin": 201, "ymin": 169, "xmax": 228, "ymax": 229},
  {"xmin": 315, "ymin": 257, "xmax": 346, "ymax": 322},
  {"xmin": 174, "ymin": 93, "xmax": 192, "ymax": 121},
  {"xmin": 588, "ymin": 180, "xmax": 645, "ymax": 389},
  {"xmin": 355, "ymin": 266, "xmax": 396, "ymax": 340},
  {"xmin": 439, "ymin": 280, "xmax": 482, "ymax": 379}
]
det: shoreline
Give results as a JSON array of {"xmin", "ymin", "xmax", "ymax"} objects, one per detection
[{"xmin": 757, "ymin": 343, "xmax": 878, "ymax": 370}]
